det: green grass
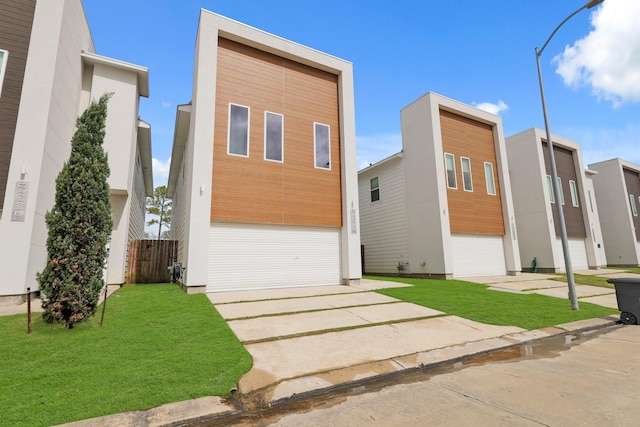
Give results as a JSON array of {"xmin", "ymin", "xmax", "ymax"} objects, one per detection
[
  {"xmin": 369, "ymin": 276, "xmax": 617, "ymax": 330},
  {"xmin": 549, "ymin": 273, "xmax": 614, "ymax": 289},
  {"xmin": 0, "ymin": 284, "xmax": 252, "ymax": 427},
  {"xmin": 605, "ymin": 266, "xmax": 640, "ymax": 275}
]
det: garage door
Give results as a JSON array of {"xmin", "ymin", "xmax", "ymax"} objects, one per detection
[
  {"xmin": 208, "ymin": 222, "xmax": 341, "ymax": 292},
  {"xmin": 451, "ymin": 234, "xmax": 506, "ymax": 278},
  {"xmin": 553, "ymin": 238, "xmax": 589, "ymax": 271}
]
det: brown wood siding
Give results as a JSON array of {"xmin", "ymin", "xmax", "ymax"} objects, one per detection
[
  {"xmin": 212, "ymin": 37, "xmax": 342, "ymax": 227},
  {"xmin": 541, "ymin": 142, "xmax": 586, "ymax": 238},
  {"xmin": 0, "ymin": 0, "xmax": 36, "ymax": 210},
  {"xmin": 623, "ymin": 168, "xmax": 640, "ymax": 242},
  {"xmin": 440, "ymin": 109, "xmax": 504, "ymax": 235}
]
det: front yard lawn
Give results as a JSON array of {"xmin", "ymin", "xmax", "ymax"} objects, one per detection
[
  {"xmin": 0, "ymin": 284, "xmax": 251, "ymax": 427},
  {"xmin": 371, "ymin": 276, "xmax": 618, "ymax": 330}
]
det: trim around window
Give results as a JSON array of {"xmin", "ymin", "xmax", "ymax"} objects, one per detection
[
  {"xmin": 630, "ymin": 194, "xmax": 638, "ymax": 217},
  {"xmin": 314, "ymin": 122, "xmax": 331, "ymax": 169},
  {"xmin": 484, "ymin": 162, "xmax": 496, "ymax": 196},
  {"xmin": 569, "ymin": 180, "xmax": 579, "ymax": 207},
  {"xmin": 370, "ymin": 176, "xmax": 380, "ymax": 202},
  {"xmin": 228, "ymin": 103, "xmax": 250, "ymax": 157},
  {"xmin": 461, "ymin": 156, "xmax": 473, "ymax": 192},
  {"xmin": 264, "ymin": 111, "xmax": 283, "ymax": 162},
  {"xmin": 444, "ymin": 153, "xmax": 457, "ymax": 189},
  {"xmin": 0, "ymin": 49, "xmax": 8, "ymax": 98}
]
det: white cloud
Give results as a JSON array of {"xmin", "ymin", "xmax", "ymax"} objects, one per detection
[
  {"xmin": 161, "ymin": 99, "xmax": 171, "ymax": 108},
  {"xmin": 152, "ymin": 157, "xmax": 171, "ymax": 187},
  {"xmin": 356, "ymin": 133, "xmax": 402, "ymax": 170},
  {"xmin": 472, "ymin": 100, "xmax": 509, "ymax": 116},
  {"xmin": 553, "ymin": 0, "xmax": 640, "ymax": 106}
]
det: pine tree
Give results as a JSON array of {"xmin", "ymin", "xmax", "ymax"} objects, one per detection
[
  {"xmin": 38, "ymin": 94, "xmax": 113, "ymax": 328},
  {"xmin": 146, "ymin": 185, "xmax": 172, "ymax": 240}
]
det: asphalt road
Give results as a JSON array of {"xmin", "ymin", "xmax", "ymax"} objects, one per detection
[{"xmin": 247, "ymin": 325, "xmax": 640, "ymax": 426}]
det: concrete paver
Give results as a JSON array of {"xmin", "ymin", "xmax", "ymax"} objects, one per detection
[
  {"xmin": 581, "ymin": 293, "xmax": 619, "ymax": 309},
  {"xmin": 488, "ymin": 279, "xmax": 566, "ymax": 292},
  {"xmin": 532, "ymin": 284, "xmax": 614, "ymax": 299},
  {"xmin": 227, "ymin": 302, "xmax": 443, "ymax": 342},
  {"xmin": 212, "ymin": 291, "xmax": 398, "ymax": 319},
  {"xmin": 239, "ymin": 316, "xmax": 524, "ymax": 392},
  {"xmin": 573, "ymin": 268, "xmax": 628, "ymax": 275},
  {"xmin": 464, "ymin": 273, "xmax": 556, "ymax": 284},
  {"xmin": 598, "ymin": 271, "xmax": 640, "ymax": 279}
]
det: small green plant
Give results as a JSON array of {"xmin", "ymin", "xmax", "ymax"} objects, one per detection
[{"xmin": 37, "ymin": 94, "xmax": 113, "ymax": 328}]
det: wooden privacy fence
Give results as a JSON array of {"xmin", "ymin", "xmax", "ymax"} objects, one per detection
[{"xmin": 126, "ymin": 239, "xmax": 178, "ymax": 284}]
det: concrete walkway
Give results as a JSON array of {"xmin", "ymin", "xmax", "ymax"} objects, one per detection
[{"xmin": 2, "ymin": 272, "xmax": 630, "ymax": 426}]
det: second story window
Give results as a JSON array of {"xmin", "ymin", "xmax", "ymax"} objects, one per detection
[
  {"xmin": 370, "ymin": 176, "xmax": 380, "ymax": 202},
  {"xmin": 484, "ymin": 162, "xmax": 496, "ymax": 196},
  {"xmin": 228, "ymin": 103, "xmax": 249, "ymax": 157},
  {"xmin": 314, "ymin": 123, "xmax": 330, "ymax": 169},
  {"xmin": 444, "ymin": 153, "xmax": 457, "ymax": 189},
  {"xmin": 264, "ymin": 111, "xmax": 283, "ymax": 162},
  {"xmin": 0, "ymin": 49, "xmax": 8, "ymax": 97},
  {"xmin": 569, "ymin": 180, "xmax": 579, "ymax": 207},
  {"xmin": 461, "ymin": 157, "xmax": 473, "ymax": 192}
]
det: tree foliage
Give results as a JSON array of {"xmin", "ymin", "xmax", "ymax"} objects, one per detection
[
  {"xmin": 38, "ymin": 94, "xmax": 113, "ymax": 328},
  {"xmin": 146, "ymin": 185, "xmax": 172, "ymax": 240}
]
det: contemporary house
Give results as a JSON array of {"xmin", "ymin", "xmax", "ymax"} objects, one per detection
[
  {"xmin": 358, "ymin": 92, "xmax": 521, "ymax": 278},
  {"xmin": 167, "ymin": 11, "xmax": 361, "ymax": 293},
  {"xmin": 506, "ymin": 128, "xmax": 605, "ymax": 272},
  {"xmin": 0, "ymin": 0, "xmax": 152, "ymax": 304},
  {"xmin": 589, "ymin": 158, "xmax": 640, "ymax": 266}
]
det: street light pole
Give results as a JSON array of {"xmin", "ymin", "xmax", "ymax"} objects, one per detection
[{"xmin": 535, "ymin": 0, "xmax": 604, "ymax": 310}]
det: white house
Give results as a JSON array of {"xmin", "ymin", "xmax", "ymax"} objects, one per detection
[
  {"xmin": 0, "ymin": 0, "xmax": 152, "ymax": 304},
  {"xmin": 506, "ymin": 128, "xmax": 605, "ymax": 272},
  {"xmin": 589, "ymin": 158, "xmax": 640, "ymax": 266},
  {"xmin": 359, "ymin": 92, "xmax": 521, "ymax": 278},
  {"xmin": 167, "ymin": 11, "xmax": 361, "ymax": 293}
]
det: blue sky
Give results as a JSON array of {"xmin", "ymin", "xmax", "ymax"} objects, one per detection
[{"xmin": 83, "ymin": 0, "xmax": 640, "ymax": 188}]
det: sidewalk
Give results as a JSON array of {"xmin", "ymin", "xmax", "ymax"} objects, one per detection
[{"xmin": 3, "ymin": 274, "xmax": 624, "ymax": 426}]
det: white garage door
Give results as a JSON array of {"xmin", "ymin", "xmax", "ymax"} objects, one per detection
[
  {"xmin": 553, "ymin": 238, "xmax": 589, "ymax": 271},
  {"xmin": 208, "ymin": 222, "xmax": 341, "ymax": 292},
  {"xmin": 451, "ymin": 234, "xmax": 507, "ymax": 278}
]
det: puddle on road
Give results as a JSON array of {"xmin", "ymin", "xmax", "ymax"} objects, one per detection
[{"xmin": 198, "ymin": 325, "xmax": 620, "ymax": 426}]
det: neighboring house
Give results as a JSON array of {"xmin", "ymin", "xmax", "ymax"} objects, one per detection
[
  {"xmin": 0, "ymin": 0, "xmax": 152, "ymax": 304},
  {"xmin": 588, "ymin": 158, "xmax": 640, "ymax": 266},
  {"xmin": 359, "ymin": 92, "xmax": 521, "ymax": 278},
  {"xmin": 167, "ymin": 11, "xmax": 361, "ymax": 293},
  {"xmin": 506, "ymin": 128, "xmax": 604, "ymax": 272}
]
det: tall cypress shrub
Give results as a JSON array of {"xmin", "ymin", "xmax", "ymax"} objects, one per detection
[{"xmin": 38, "ymin": 94, "xmax": 113, "ymax": 328}]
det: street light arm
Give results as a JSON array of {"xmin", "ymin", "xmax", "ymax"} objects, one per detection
[
  {"xmin": 537, "ymin": 0, "xmax": 604, "ymax": 56},
  {"xmin": 537, "ymin": 5, "xmax": 586, "ymax": 56}
]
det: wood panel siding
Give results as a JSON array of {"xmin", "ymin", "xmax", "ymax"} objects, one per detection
[
  {"xmin": 211, "ymin": 38, "xmax": 342, "ymax": 227},
  {"xmin": 542, "ymin": 142, "xmax": 586, "ymax": 238},
  {"xmin": 623, "ymin": 168, "xmax": 640, "ymax": 242},
  {"xmin": 440, "ymin": 110, "xmax": 504, "ymax": 235},
  {"xmin": 0, "ymin": 0, "xmax": 36, "ymax": 210}
]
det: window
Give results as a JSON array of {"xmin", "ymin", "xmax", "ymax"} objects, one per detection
[
  {"xmin": 228, "ymin": 103, "xmax": 249, "ymax": 157},
  {"xmin": 0, "ymin": 49, "xmax": 8, "ymax": 97},
  {"xmin": 461, "ymin": 157, "xmax": 472, "ymax": 192},
  {"xmin": 631, "ymin": 194, "xmax": 638, "ymax": 217},
  {"xmin": 588, "ymin": 191, "xmax": 594, "ymax": 213},
  {"xmin": 557, "ymin": 177, "xmax": 565, "ymax": 205},
  {"xmin": 370, "ymin": 176, "xmax": 380, "ymax": 202},
  {"xmin": 484, "ymin": 162, "xmax": 496, "ymax": 196},
  {"xmin": 264, "ymin": 111, "xmax": 283, "ymax": 162},
  {"xmin": 569, "ymin": 180, "xmax": 579, "ymax": 207},
  {"xmin": 444, "ymin": 153, "xmax": 457, "ymax": 189},
  {"xmin": 546, "ymin": 175, "xmax": 555, "ymax": 203},
  {"xmin": 314, "ymin": 123, "xmax": 330, "ymax": 169}
]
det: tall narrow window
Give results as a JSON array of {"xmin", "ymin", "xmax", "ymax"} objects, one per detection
[
  {"xmin": 0, "ymin": 49, "xmax": 8, "ymax": 97},
  {"xmin": 569, "ymin": 180, "xmax": 579, "ymax": 207},
  {"xmin": 370, "ymin": 176, "xmax": 380, "ymax": 202},
  {"xmin": 228, "ymin": 103, "xmax": 249, "ymax": 157},
  {"xmin": 444, "ymin": 153, "xmax": 457, "ymax": 189},
  {"xmin": 630, "ymin": 194, "xmax": 638, "ymax": 217},
  {"xmin": 461, "ymin": 157, "xmax": 472, "ymax": 192},
  {"xmin": 546, "ymin": 175, "xmax": 555, "ymax": 203},
  {"xmin": 264, "ymin": 112, "xmax": 283, "ymax": 162},
  {"xmin": 314, "ymin": 123, "xmax": 330, "ymax": 169},
  {"xmin": 588, "ymin": 191, "xmax": 594, "ymax": 212},
  {"xmin": 557, "ymin": 177, "xmax": 565, "ymax": 205},
  {"xmin": 484, "ymin": 162, "xmax": 496, "ymax": 196}
]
